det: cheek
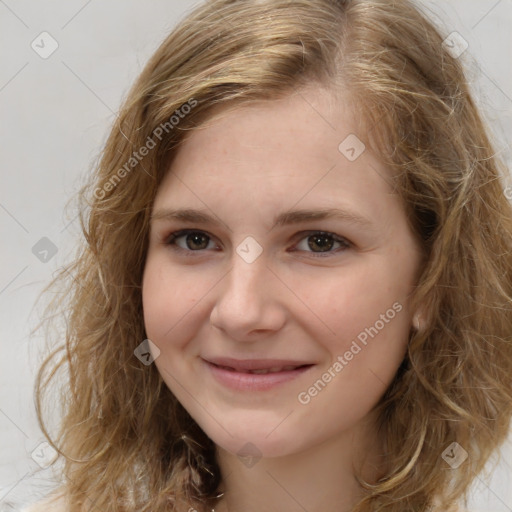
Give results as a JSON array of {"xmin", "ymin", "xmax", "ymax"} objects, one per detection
[
  {"xmin": 295, "ymin": 268, "xmax": 411, "ymax": 431},
  {"xmin": 301, "ymin": 255, "xmax": 413, "ymax": 352},
  {"xmin": 141, "ymin": 254, "xmax": 210, "ymax": 343},
  {"xmin": 326, "ymin": 262, "xmax": 413, "ymax": 395}
]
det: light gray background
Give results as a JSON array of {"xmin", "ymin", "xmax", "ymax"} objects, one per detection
[{"xmin": 1, "ymin": 1, "xmax": 511, "ymax": 510}]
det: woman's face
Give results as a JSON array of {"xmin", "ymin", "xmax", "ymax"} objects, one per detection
[{"xmin": 142, "ymin": 86, "xmax": 423, "ymax": 459}]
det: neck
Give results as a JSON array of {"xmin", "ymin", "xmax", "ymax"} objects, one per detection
[{"xmin": 213, "ymin": 413, "xmax": 384, "ymax": 512}]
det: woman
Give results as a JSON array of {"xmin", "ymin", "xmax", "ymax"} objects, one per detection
[{"xmin": 26, "ymin": 0, "xmax": 512, "ymax": 510}]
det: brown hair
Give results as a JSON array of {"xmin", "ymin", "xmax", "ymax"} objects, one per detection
[{"xmin": 34, "ymin": 0, "xmax": 512, "ymax": 510}]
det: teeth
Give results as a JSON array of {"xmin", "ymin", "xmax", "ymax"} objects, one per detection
[
  {"xmin": 247, "ymin": 365, "xmax": 298, "ymax": 374},
  {"xmin": 214, "ymin": 363, "xmax": 306, "ymax": 374}
]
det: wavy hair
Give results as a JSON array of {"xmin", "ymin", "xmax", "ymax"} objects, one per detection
[{"xmin": 34, "ymin": 0, "xmax": 512, "ymax": 510}]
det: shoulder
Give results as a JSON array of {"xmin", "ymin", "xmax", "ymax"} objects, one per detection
[{"xmin": 21, "ymin": 492, "xmax": 67, "ymax": 512}]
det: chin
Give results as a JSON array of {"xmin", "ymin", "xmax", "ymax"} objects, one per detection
[
  {"xmin": 215, "ymin": 433, "xmax": 298, "ymax": 460},
  {"xmin": 198, "ymin": 413, "xmax": 307, "ymax": 460}
]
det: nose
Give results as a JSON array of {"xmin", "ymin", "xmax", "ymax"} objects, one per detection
[{"xmin": 209, "ymin": 251, "xmax": 287, "ymax": 341}]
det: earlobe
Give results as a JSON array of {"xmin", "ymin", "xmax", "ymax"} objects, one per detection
[
  {"xmin": 412, "ymin": 314, "xmax": 422, "ymax": 331},
  {"xmin": 412, "ymin": 307, "xmax": 429, "ymax": 332}
]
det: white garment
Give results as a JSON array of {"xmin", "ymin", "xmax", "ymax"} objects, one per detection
[{"xmin": 20, "ymin": 493, "xmax": 66, "ymax": 512}]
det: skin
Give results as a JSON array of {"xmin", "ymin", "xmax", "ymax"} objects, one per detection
[{"xmin": 142, "ymin": 84, "xmax": 425, "ymax": 512}]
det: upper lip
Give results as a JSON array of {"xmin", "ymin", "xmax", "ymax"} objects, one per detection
[{"xmin": 203, "ymin": 357, "xmax": 314, "ymax": 372}]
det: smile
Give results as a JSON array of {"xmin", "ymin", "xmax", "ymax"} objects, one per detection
[
  {"xmin": 202, "ymin": 357, "xmax": 315, "ymax": 391},
  {"xmin": 217, "ymin": 364, "xmax": 303, "ymax": 374}
]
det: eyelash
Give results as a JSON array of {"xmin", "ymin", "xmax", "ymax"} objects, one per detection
[{"xmin": 164, "ymin": 229, "xmax": 352, "ymax": 258}]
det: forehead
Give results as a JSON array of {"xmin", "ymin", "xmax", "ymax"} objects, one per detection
[
  {"xmin": 178, "ymin": 85, "xmax": 354, "ymax": 162},
  {"xmin": 154, "ymin": 87, "xmax": 397, "ymax": 223}
]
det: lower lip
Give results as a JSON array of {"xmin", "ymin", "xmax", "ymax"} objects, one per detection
[{"xmin": 205, "ymin": 361, "xmax": 314, "ymax": 391}]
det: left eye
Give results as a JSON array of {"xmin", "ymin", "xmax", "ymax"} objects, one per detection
[
  {"xmin": 165, "ymin": 230, "xmax": 351, "ymax": 256},
  {"xmin": 293, "ymin": 231, "xmax": 350, "ymax": 255}
]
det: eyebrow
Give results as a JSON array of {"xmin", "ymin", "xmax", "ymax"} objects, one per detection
[{"xmin": 151, "ymin": 207, "xmax": 374, "ymax": 231}]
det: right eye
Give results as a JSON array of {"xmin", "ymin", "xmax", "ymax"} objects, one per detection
[{"xmin": 165, "ymin": 229, "xmax": 219, "ymax": 254}]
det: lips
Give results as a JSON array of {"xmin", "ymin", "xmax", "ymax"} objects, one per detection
[
  {"xmin": 204, "ymin": 357, "xmax": 312, "ymax": 373},
  {"xmin": 202, "ymin": 357, "xmax": 314, "ymax": 391}
]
